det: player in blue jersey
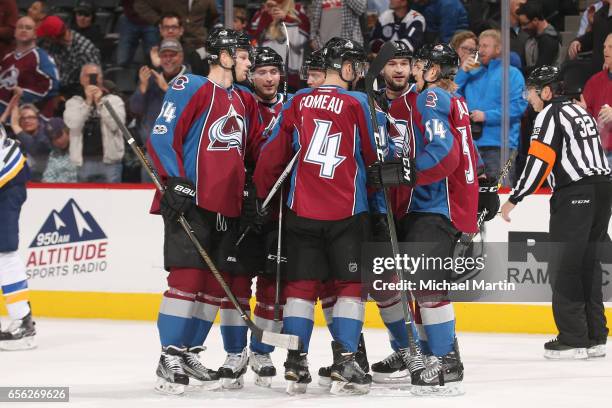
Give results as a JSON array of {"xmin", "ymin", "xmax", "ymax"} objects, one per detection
[
  {"xmin": 146, "ymin": 28, "xmax": 264, "ymax": 395},
  {"xmin": 0, "ymin": 123, "xmax": 36, "ymax": 351}
]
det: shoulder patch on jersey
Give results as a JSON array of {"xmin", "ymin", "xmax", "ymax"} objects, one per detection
[
  {"xmin": 171, "ymin": 75, "xmax": 189, "ymax": 90},
  {"xmin": 425, "ymin": 91, "xmax": 438, "ymax": 108}
]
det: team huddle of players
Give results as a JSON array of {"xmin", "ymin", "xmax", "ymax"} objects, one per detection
[{"xmin": 146, "ymin": 27, "xmax": 495, "ymax": 397}]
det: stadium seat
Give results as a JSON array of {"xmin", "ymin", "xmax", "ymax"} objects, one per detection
[
  {"xmin": 95, "ymin": 11, "xmax": 116, "ymax": 35},
  {"xmin": 104, "ymin": 66, "xmax": 139, "ymax": 95},
  {"xmin": 48, "ymin": 0, "xmax": 76, "ymax": 10},
  {"xmin": 94, "ymin": 0, "xmax": 121, "ymax": 10}
]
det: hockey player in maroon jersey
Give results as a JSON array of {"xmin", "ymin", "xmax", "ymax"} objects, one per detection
[
  {"xmin": 300, "ymin": 49, "xmax": 326, "ymax": 88},
  {"xmin": 368, "ymin": 43, "xmax": 483, "ymax": 395},
  {"xmin": 146, "ymin": 28, "xmax": 264, "ymax": 395},
  {"xmin": 234, "ymin": 46, "xmax": 287, "ymax": 387},
  {"xmin": 253, "ymin": 37, "xmax": 390, "ymax": 395}
]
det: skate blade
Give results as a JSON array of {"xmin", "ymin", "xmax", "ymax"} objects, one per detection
[
  {"xmin": 372, "ymin": 370, "xmax": 411, "ymax": 384},
  {"xmin": 285, "ymin": 380, "xmax": 307, "ymax": 395},
  {"xmin": 318, "ymin": 376, "xmax": 331, "ymax": 388},
  {"xmin": 254, "ymin": 374, "xmax": 274, "ymax": 388},
  {"xmin": 330, "ymin": 380, "xmax": 370, "ymax": 395},
  {"xmin": 221, "ymin": 376, "xmax": 244, "ymax": 390},
  {"xmin": 155, "ymin": 378, "xmax": 186, "ymax": 395},
  {"xmin": 544, "ymin": 348, "xmax": 588, "ymax": 360},
  {"xmin": 411, "ymin": 382, "xmax": 464, "ymax": 397},
  {"xmin": 0, "ymin": 336, "xmax": 37, "ymax": 351},
  {"xmin": 186, "ymin": 379, "xmax": 222, "ymax": 391},
  {"xmin": 587, "ymin": 345, "xmax": 606, "ymax": 358}
]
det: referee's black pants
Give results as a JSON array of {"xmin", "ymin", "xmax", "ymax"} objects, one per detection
[{"xmin": 548, "ymin": 176, "xmax": 612, "ymax": 347}]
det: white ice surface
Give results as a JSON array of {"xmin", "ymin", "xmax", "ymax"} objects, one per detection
[{"xmin": 1, "ymin": 318, "xmax": 611, "ymax": 408}]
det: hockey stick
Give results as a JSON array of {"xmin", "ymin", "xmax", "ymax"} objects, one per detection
[
  {"xmin": 235, "ymin": 151, "xmax": 299, "ymax": 246},
  {"xmin": 102, "ymin": 101, "xmax": 301, "ymax": 351},
  {"xmin": 452, "ymin": 150, "xmax": 518, "ymax": 283},
  {"xmin": 365, "ymin": 41, "xmax": 425, "ymax": 372},
  {"xmin": 281, "ymin": 22, "xmax": 289, "ymax": 100}
]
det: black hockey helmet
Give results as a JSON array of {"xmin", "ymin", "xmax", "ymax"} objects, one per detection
[
  {"xmin": 526, "ymin": 65, "xmax": 561, "ymax": 89},
  {"xmin": 392, "ymin": 40, "xmax": 413, "ymax": 59},
  {"xmin": 416, "ymin": 43, "xmax": 459, "ymax": 80},
  {"xmin": 300, "ymin": 49, "xmax": 326, "ymax": 80},
  {"xmin": 251, "ymin": 47, "xmax": 284, "ymax": 71},
  {"xmin": 321, "ymin": 37, "xmax": 367, "ymax": 73},
  {"xmin": 206, "ymin": 27, "xmax": 251, "ymax": 63}
]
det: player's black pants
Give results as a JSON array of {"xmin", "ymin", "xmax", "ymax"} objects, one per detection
[{"xmin": 548, "ymin": 176, "xmax": 612, "ymax": 347}]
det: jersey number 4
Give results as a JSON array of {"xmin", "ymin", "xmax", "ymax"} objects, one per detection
[{"xmin": 304, "ymin": 119, "xmax": 346, "ymax": 179}]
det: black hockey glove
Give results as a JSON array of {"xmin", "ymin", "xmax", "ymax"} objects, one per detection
[
  {"xmin": 371, "ymin": 213, "xmax": 391, "ymax": 242},
  {"xmin": 160, "ymin": 177, "xmax": 196, "ymax": 221},
  {"xmin": 372, "ymin": 89, "xmax": 389, "ymax": 114},
  {"xmin": 478, "ymin": 178, "xmax": 500, "ymax": 222},
  {"xmin": 250, "ymin": 198, "xmax": 271, "ymax": 234},
  {"xmin": 367, "ymin": 158, "xmax": 416, "ymax": 189}
]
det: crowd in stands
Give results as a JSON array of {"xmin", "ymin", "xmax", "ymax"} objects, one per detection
[{"xmin": 0, "ymin": 0, "xmax": 610, "ymax": 183}]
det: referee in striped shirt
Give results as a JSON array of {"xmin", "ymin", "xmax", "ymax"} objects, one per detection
[{"xmin": 501, "ymin": 65, "xmax": 612, "ymax": 360}]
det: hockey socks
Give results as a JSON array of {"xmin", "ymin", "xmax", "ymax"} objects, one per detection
[{"xmin": 0, "ymin": 251, "xmax": 31, "ymax": 320}]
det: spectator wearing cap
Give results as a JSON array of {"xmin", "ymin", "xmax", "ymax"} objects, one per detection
[
  {"xmin": 42, "ymin": 117, "xmax": 77, "ymax": 182},
  {"xmin": 116, "ymin": 0, "xmax": 159, "ymax": 67},
  {"xmin": 150, "ymin": 12, "xmax": 207, "ymax": 76},
  {"xmin": 64, "ymin": 63, "xmax": 125, "ymax": 183},
  {"xmin": 37, "ymin": 15, "xmax": 101, "ymax": 98},
  {"xmin": 582, "ymin": 33, "xmax": 612, "ymax": 163},
  {"xmin": 250, "ymin": 0, "xmax": 310, "ymax": 91},
  {"xmin": 0, "ymin": 0, "xmax": 18, "ymax": 61},
  {"xmin": 9, "ymin": 103, "xmax": 52, "ymax": 181},
  {"xmin": 412, "ymin": 0, "xmax": 468, "ymax": 43},
  {"xmin": 131, "ymin": 39, "xmax": 188, "ymax": 149},
  {"xmin": 0, "ymin": 16, "xmax": 59, "ymax": 120},
  {"xmin": 71, "ymin": 1, "xmax": 104, "ymax": 51},
  {"xmin": 134, "ymin": 0, "xmax": 218, "ymax": 54}
]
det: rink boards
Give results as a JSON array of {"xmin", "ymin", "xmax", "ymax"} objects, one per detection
[{"xmin": 2, "ymin": 183, "xmax": 611, "ymax": 334}]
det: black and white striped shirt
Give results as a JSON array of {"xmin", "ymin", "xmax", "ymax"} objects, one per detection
[{"xmin": 510, "ymin": 98, "xmax": 611, "ymax": 204}]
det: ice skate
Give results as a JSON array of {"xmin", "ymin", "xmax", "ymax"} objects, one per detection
[
  {"xmin": 218, "ymin": 348, "xmax": 248, "ymax": 389},
  {"xmin": 329, "ymin": 341, "xmax": 371, "ymax": 395},
  {"xmin": 544, "ymin": 338, "xmax": 588, "ymax": 360},
  {"xmin": 181, "ymin": 346, "xmax": 221, "ymax": 390},
  {"xmin": 284, "ymin": 350, "xmax": 311, "ymax": 395},
  {"xmin": 587, "ymin": 343, "xmax": 606, "ymax": 358},
  {"xmin": 0, "ymin": 312, "xmax": 36, "ymax": 351},
  {"xmin": 155, "ymin": 345, "xmax": 189, "ymax": 395},
  {"xmin": 371, "ymin": 350, "xmax": 409, "ymax": 384},
  {"xmin": 249, "ymin": 351, "xmax": 276, "ymax": 387},
  {"xmin": 319, "ymin": 333, "xmax": 369, "ymax": 387},
  {"xmin": 411, "ymin": 350, "xmax": 464, "ymax": 396}
]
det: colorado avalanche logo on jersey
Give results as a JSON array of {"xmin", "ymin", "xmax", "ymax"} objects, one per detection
[
  {"xmin": 208, "ymin": 105, "xmax": 245, "ymax": 153},
  {"xmin": 263, "ymin": 115, "xmax": 278, "ymax": 139},
  {"xmin": 0, "ymin": 66, "xmax": 19, "ymax": 90},
  {"xmin": 425, "ymin": 91, "xmax": 438, "ymax": 108}
]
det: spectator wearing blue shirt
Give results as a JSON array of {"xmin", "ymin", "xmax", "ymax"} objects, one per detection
[
  {"xmin": 455, "ymin": 29, "xmax": 528, "ymax": 179},
  {"xmin": 413, "ymin": 0, "xmax": 468, "ymax": 43}
]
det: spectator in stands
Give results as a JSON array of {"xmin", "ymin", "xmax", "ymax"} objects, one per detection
[
  {"xmin": 309, "ymin": 0, "xmax": 366, "ymax": 50},
  {"xmin": 70, "ymin": 1, "xmax": 104, "ymax": 51},
  {"xmin": 132, "ymin": 39, "xmax": 187, "ymax": 147},
  {"xmin": 412, "ymin": 0, "xmax": 468, "ymax": 43},
  {"xmin": 578, "ymin": 1, "xmax": 604, "ymax": 37},
  {"xmin": 233, "ymin": 7, "xmax": 248, "ymax": 32},
  {"xmin": 150, "ymin": 12, "xmax": 207, "ymax": 76},
  {"xmin": 37, "ymin": 16, "xmax": 101, "ymax": 98},
  {"xmin": 568, "ymin": 0, "xmax": 612, "ymax": 76},
  {"xmin": 27, "ymin": 0, "xmax": 49, "ymax": 27},
  {"xmin": 250, "ymin": 0, "xmax": 310, "ymax": 91},
  {"xmin": 64, "ymin": 64, "xmax": 125, "ymax": 183},
  {"xmin": 10, "ymin": 103, "xmax": 52, "ymax": 181},
  {"xmin": 582, "ymin": 33, "xmax": 612, "ymax": 162},
  {"xmin": 455, "ymin": 29, "xmax": 528, "ymax": 179},
  {"xmin": 0, "ymin": 16, "xmax": 59, "ymax": 120},
  {"xmin": 0, "ymin": 0, "xmax": 17, "ymax": 61},
  {"xmin": 516, "ymin": 0, "xmax": 561, "ymax": 74},
  {"xmin": 510, "ymin": 0, "xmax": 529, "ymax": 68},
  {"xmin": 116, "ymin": 0, "xmax": 159, "ymax": 67},
  {"xmin": 134, "ymin": 0, "xmax": 218, "ymax": 54},
  {"xmin": 42, "ymin": 117, "xmax": 77, "ymax": 183},
  {"xmin": 369, "ymin": 0, "xmax": 425, "ymax": 54},
  {"xmin": 450, "ymin": 30, "xmax": 478, "ymax": 66}
]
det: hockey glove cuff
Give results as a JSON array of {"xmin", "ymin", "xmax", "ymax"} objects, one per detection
[
  {"xmin": 367, "ymin": 158, "xmax": 416, "ymax": 189},
  {"xmin": 478, "ymin": 178, "xmax": 500, "ymax": 222},
  {"xmin": 160, "ymin": 177, "xmax": 196, "ymax": 221}
]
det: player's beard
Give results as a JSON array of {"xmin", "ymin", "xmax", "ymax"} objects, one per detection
[{"xmin": 386, "ymin": 77, "xmax": 408, "ymax": 92}]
